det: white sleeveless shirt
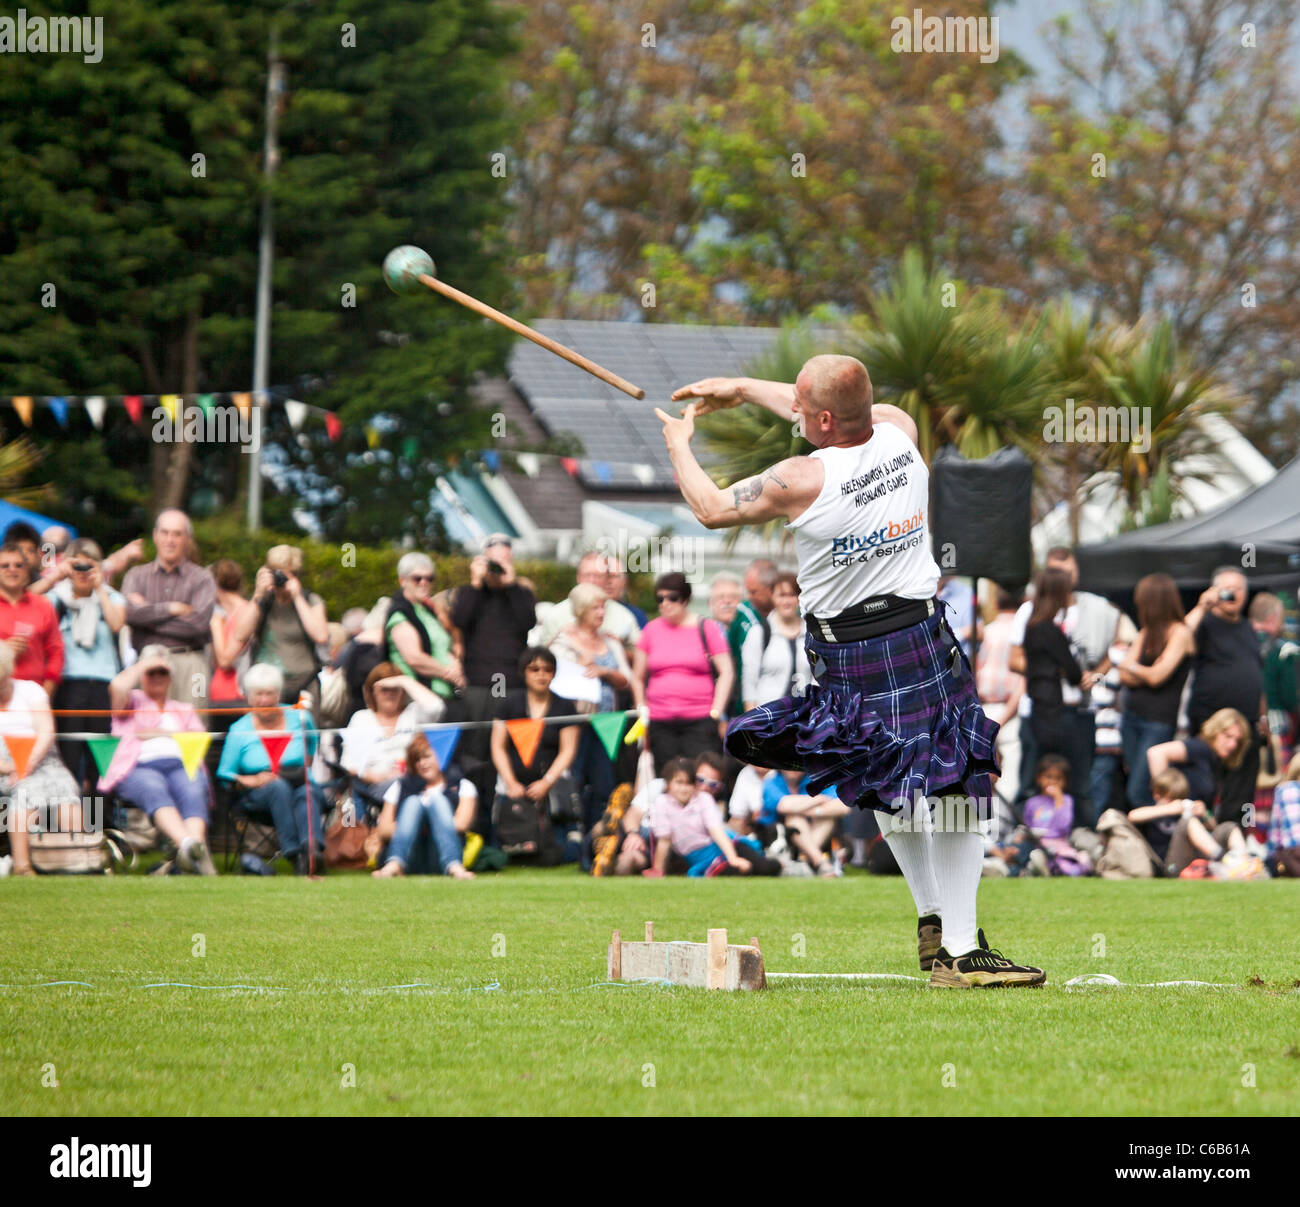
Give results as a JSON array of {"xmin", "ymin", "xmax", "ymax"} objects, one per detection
[{"xmin": 787, "ymin": 422, "xmax": 940, "ymax": 617}]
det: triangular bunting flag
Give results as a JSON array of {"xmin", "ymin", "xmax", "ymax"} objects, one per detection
[
  {"xmin": 284, "ymin": 399, "xmax": 307, "ymax": 430},
  {"xmin": 231, "ymin": 392, "xmax": 251, "ymax": 416},
  {"xmin": 197, "ymin": 393, "xmax": 216, "ymax": 416},
  {"xmin": 423, "ymin": 725, "xmax": 461, "ymax": 770},
  {"xmin": 594, "ymin": 461, "xmax": 612, "ymax": 484},
  {"xmin": 85, "ymin": 395, "xmax": 106, "ymax": 429},
  {"xmin": 258, "ymin": 731, "xmax": 292, "ymax": 775},
  {"xmin": 123, "ymin": 395, "xmax": 143, "ymax": 425},
  {"xmin": 324, "ymin": 411, "xmax": 342, "ymax": 442},
  {"xmin": 12, "ymin": 396, "xmax": 33, "ymax": 427},
  {"xmin": 174, "ymin": 732, "xmax": 212, "ymax": 780},
  {"xmin": 48, "ymin": 396, "xmax": 68, "ymax": 427},
  {"xmin": 159, "ymin": 394, "xmax": 180, "ymax": 423},
  {"xmin": 560, "ymin": 457, "xmax": 578, "ymax": 476},
  {"xmin": 589, "ymin": 712, "xmax": 627, "ymax": 763},
  {"xmin": 517, "ymin": 452, "xmax": 540, "ymax": 478},
  {"xmin": 623, "ymin": 713, "xmax": 647, "ymax": 745},
  {"xmin": 3, "ymin": 734, "xmax": 36, "ymax": 778},
  {"xmin": 632, "ymin": 464, "xmax": 655, "ymax": 485},
  {"xmin": 482, "ymin": 450, "xmax": 501, "ymax": 473},
  {"xmin": 505, "ymin": 718, "xmax": 544, "ymax": 768},
  {"xmin": 86, "ymin": 734, "xmax": 121, "ymax": 778},
  {"xmin": 401, "ymin": 435, "xmax": 419, "ymax": 460},
  {"xmin": 365, "ymin": 425, "xmax": 381, "ymax": 450}
]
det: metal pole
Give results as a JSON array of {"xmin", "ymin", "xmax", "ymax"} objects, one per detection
[{"xmin": 249, "ymin": 27, "xmax": 285, "ymax": 532}]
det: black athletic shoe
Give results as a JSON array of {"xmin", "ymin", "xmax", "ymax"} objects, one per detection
[
  {"xmin": 917, "ymin": 914, "xmax": 943, "ymax": 973},
  {"xmin": 930, "ymin": 928, "xmax": 1046, "ymax": 988}
]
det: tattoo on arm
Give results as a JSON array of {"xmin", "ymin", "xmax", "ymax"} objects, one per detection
[{"xmin": 731, "ymin": 466, "xmax": 789, "ymax": 511}]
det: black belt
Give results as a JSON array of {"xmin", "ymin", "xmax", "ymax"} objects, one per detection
[{"xmin": 807, "ymin": 595, "xmax": 937, "ymax": 644}]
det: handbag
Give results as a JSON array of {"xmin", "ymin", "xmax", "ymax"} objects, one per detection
[
  {"xmin": 547, "ymin": 771, "xmax": 582, "ymax": 826},
  {"xmin": 492, "ymin": 793, "xmax": 544, "ymax": 855},
  {"xmin": 324, "ymin": 797, "xmax": 369, "ymax": 869}
]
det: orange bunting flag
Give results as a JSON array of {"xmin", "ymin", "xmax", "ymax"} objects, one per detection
[
  {"xmin": 258, "ymin": 731, "xmax": 292, "ymax": 775},
  {"xmin": 231, "ymin": 392, "xmax": 252, "ymax": 416},
  {"xmin": 174, "ymin": 732, "xmax": 212, "ymax": 780},
  {"xmin": 3, "ymin": 734, "xmax": 37, "ymax": 779},
  {"xmin": 12, "ymin": 396, "xmax": 33, "ymax": 427},
  {"xmin": 505, "ymin": 718, "xmax": 544, "ymax": 768}
]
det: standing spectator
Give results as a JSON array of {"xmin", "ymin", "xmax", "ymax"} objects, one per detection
[
  {"xmin": 0, "ymin": 540, "xmax": 63, "ymax": 695},
  {"xmin": 451, "ymin": 535, "xmax": 537, "ymax": 790},
  {"xmin": 1184, "ymin": 567, "xmax": 1266, "ymax": 825},
  {"xmin": 741, "ymin": 571, "xmax": 810, "ymax": 710},
  {"xmin": 1008, "ymin": 547, "xmax": 1118, "ymax": 819},
  {"xmin": 209, "ymin": 559, "xmax": 252, "ymax": 718},
  {"xmin": 40, "ymin": 525, "xmax": 71, "ymax": 569},
  {"xmin": 632, "ymin": 572, "xmax": 733, "ymax": 773},
  {"xmin": 602, "ymin": 555, "xmax": 647, "ymax": 628},
  {"xmin": 1250, "ymin": 592, "xmax": 1299, "ymax": 754},
  {"xmin": 48, "ymin": 539, "xmax": 124, "ymax": 787},
  {"xmin": 216, "ymin": 663, "xmax": 324, "ymax": 875},
  {"xmin": 709, "ymin": 574, "xmax": 742, "ymax": 631},
  {"xmin": 333, "ymin": 599, "xmax": 390, "ymax": 724},
  {"xmin": 1119, "ymin": 573, "xmax": 1195, "ymax": 811},
  {"xmin": 537, "ymin": 551, "xmax": 639, "ymax": 655},
  {"xmin": 3, "ymin": 521, "xmax": 42, "ymax": 584},
  {"xmin": 937, "ymin": 576, "xmax": 977, "ymax": 660},
  {"xmin": 1090, "ymin": 614, "xmax": 1137, "ymax": 817},
  {"xmin": 385, "ymin": 553, "xmax": 464, "ymax": 708},
  {"xmin": 100, "ymin": 645, "xmax": 216, "ymax": 875},
  {"xmin": 976, "ymin": 586, "xmax": 1025, "ymax": 816},
  {"xmin": 231, "ymin": 545, "xmax": 329, "ymax": 709},
  {"xmin": 727, "ymin": 558, "xmax": 777, "ymax": 715},
  {"xmin": 121, "ymin": 510, "xmax": 215, "ymax": 709},
  {"xmin": 1021, "ymin": 568, "xmax": 1086, "ymax": 798}
]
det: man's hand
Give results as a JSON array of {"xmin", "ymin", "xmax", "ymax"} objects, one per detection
[
  {"xmin": 730, "ymin": 855, "xmax": 751, "ymax": 873},
  {"xmin": 670, "ymin": 377, "xmax": 747, "ymax": 417},
  {"xmin": 469, "ymin": 556, "xmax": 487, "ymax": 589},
  {"xmin": 126, "ymin": 593, "xmax": 147, "ymax": 607},
  {"xmin": 6, "ymin": 635, "xmax": 28, "ymax": 655},
  {"xmin": 654, "ymin": 403, "xmax": 696, "ymax": 452},
  {"xmin": 167, "ymin": 601, "xmax": 192, "ymax": 617},
  {"xmin": 253, "ymin": 567, "xmax": 275, "ymax": 601},
  {"xmin": 284, "ymin": 573, "xmax": 303, "ymax": 600}
]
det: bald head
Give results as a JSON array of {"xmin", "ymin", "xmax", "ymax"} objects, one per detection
[{"xmin": 794, "ymin": 355, "xmax": 873, "ymax": 442}]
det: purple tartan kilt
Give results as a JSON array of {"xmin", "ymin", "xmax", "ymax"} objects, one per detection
[{"xmin": 724, "ymin": 612, "xmax": 999, "ymax": 814}]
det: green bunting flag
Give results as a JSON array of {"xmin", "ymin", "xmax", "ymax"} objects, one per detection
[
  {"xmin": 589, "ymin": 712, "xmax": 628, "ymax": 763},
  {"xmin": 86, "ymin": 735, "xmax": 121, "ymax": 778}
]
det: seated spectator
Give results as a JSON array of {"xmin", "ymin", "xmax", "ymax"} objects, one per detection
[
  {"xmin": 341, "ymin": 663, "xmax": 446, "ymax": 818},
  {"xmin": 216, "ymin": 663, "xmax": 325, "ymax": 876},
  {"xmin": 101, "ymin": 644, "xmax": 215, "ymax": 875},
  {"xmin": 1145, "ymin": 707, "xmax": 1252, "ymax": 837},
  {"xmin": 724, "ymin": 762, "xmax": 773, "ymax": 839},
  {"xmin": 644, "ymin": 756, "xmax": 779, "ymax": 877},
  {"xmin": 371, "ymin": 734, "xmax": 477, "ymax": 879},
  {"xmin": 209, "ymin": 558, "xmax": 252, "ymax": 718},
  {"xmin": 232, "ymin": 545, "xmax": 329, "ymax": 708},
  {"xmin": 47, "ymin": 539, "xmax": 125, "ymax": 789},
  {"xmin": 1018, "ymin": 754, "xmax": 1092, "ymax": 876},
  {"xmin": 1266, "ymin": 751, "xmax": 1300, "ymax": 876},
  {"xmin": 489, "ymin": 647, "xmax": 581, "ymax": 848},
  {"xmin": 1132, "ymin": 768, "xmax": 1244, "ymax": 877},
  {"xmin": 760, "ymin": 767, "xmax": 849, "ymax": 876},
  {"xmin": 632, "ymin": 572, "xmax": 733, "ymax": 774},
  {"xmin": 385, "ymin": 553, "xmax": 465, "ymax": 710},
  {"xmin": 0, "ymin": 644, "xmax": 83, "ymax": 877},
  {"xmin": 741, "ymin": 571, "xmax": 811, "ymax": 710}
]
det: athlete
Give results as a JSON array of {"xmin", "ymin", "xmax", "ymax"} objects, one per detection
[{"xmin": 657, "ymin": 355, "xmax": 1045, "ymax": 987}]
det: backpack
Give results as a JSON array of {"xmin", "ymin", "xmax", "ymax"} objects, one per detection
[{"xmin": 1094, "ymin": 808, "xmax": 1163, "ymax": 879}]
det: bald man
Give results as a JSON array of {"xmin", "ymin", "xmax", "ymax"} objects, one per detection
[{"xmin": 659, "ymin": 355, "xmax": 1044, "ymax": 988}]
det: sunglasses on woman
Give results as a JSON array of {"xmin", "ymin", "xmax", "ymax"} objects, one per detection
[
  {"xmin": 695, "ymin": 775, "xmax": 723, "ymax": 789},
  {"xmin": 655, "ymin": 592, "xmax": 681, "ymax": 604}
]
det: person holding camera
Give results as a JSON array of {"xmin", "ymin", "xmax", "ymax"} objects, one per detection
[
  {"xmin": 1184, "ymin": 567, "xmax": 1267, "ymax": 825},
  {"xmin": 231, "ymin": 545, "xmax": 329, "ymax": 709}
]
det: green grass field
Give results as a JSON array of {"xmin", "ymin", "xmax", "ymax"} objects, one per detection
[{"xmin": 2, "ymin": 871, "xmax": 1296, "ymax": 1116}]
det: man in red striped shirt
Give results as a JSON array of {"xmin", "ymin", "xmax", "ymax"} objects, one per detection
[{"xmin": 0, "ymin": 541, "xmax": 63, "ymax": 696}]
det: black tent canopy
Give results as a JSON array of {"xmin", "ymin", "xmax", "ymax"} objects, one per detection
[{"xmin": 1075, "ymin": 455, "xmax": 1300, "ymax": 600}]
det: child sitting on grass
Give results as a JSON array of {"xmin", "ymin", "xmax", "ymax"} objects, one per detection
[
  {"xmin": 1131, "ymin": 767, "xmax": 1245, "ymax": 877},
  {"xmin": 644, "ymin": 756, "xmax": 779, "ymax": 877},
  {"xmin": 990, "ymin": 754, "xmax": 1092, "ymax": 876}
]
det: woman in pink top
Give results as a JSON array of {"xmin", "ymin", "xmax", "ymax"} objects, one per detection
[
  {"xmin": 631, "ymin": 572, "xmax": 734, "ymax": 775},
  {"xmin": 101, "ymin": 644, "xmax": 215, "ymax": 874}
]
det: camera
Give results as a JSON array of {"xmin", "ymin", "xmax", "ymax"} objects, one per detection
[
  {"xmin": 487, "ymin": 560, "xmax": 505, "ymax": 575},
  {"xmin": 1217, "ymin": 588, "xmax": 1234, "ymax": 601},
  {"xmin": 272, "ymin": 569, "xmax": 288, "ymax": 589},
  {"xmin": 70, "ymin": 561, "xmax": 93, "ymax": 572}
]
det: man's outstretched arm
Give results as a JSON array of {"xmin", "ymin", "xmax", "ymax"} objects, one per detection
[
  {"xmin": 655, "ymin": 404, "xmax": 820, "ymax": 530},
  {"xmin": 670, "ymin": 376, "xmax": 796, "ymax": 422}
]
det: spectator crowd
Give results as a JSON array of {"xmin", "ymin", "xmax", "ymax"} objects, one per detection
[{"xmin": 1, "ymin": 513, "xmax": 1297, "ymax": 885}]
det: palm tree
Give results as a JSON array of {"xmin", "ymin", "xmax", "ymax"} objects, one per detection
[{"xmin": 0, "ymin": 435, "xmax": 50, "ymax": 509}]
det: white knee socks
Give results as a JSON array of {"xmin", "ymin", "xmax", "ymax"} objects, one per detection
[{"xmin": 873, "ymin": 809, "xmax": 941, "ymax": 918}]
